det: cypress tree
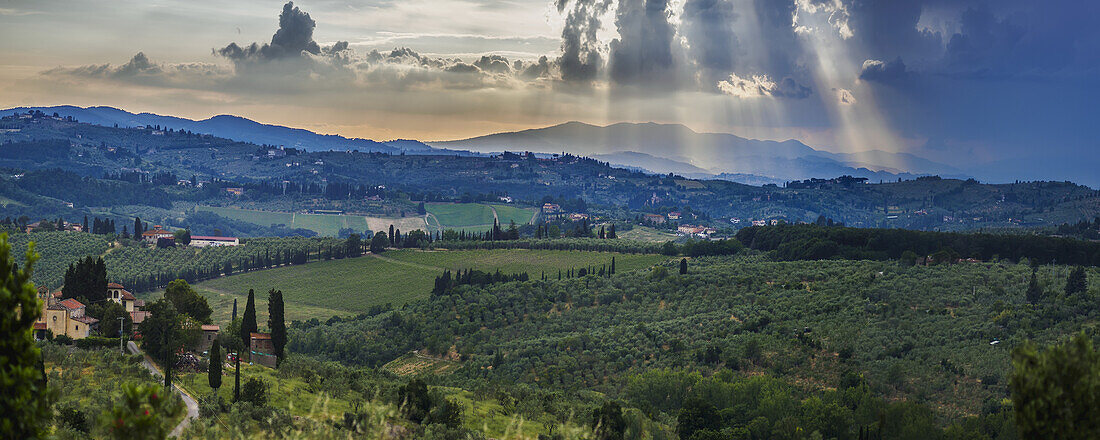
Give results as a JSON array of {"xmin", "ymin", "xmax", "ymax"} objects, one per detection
[
  {"xmin": 208, "ymin": 339, "xmax": 222, "ymax": 392},
  {"xmin": 680, "ymin": 258, "xmax": 688, "ymax": 275},
  {"xmin": 1026, "ymin": 269, "xmax": 1042, "ymax": 304},
  {"xmin": 233, "ymin": 356, "xmax": 241, "ymax": 402},
  {"xmin": 611, "ymin": 257, "xmax": 616, "ymax": 274},
  {"xmin": 241, "ymin": 289, "xmax": 257, "ymax": 349},
  {"xmin": 268, "ymin": 289, "xmax": 286, "ymax": 367},
  {"xmin": 1065, "ymin": 266, "xmax": 1088, "ymax": 295}
]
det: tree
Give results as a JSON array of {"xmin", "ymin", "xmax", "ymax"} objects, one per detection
[
  {"xmin": 173, "ymin": 229, "xmax": 191, "ymax": 246},
  {"xmin": 141, "ymin": 299, "xmax": 185, "ymax": 389},
  {"xmin": 1065, "ymin": 266, "xmax": 1088, "ymax": 295},
  {"xmin": 370, "ymin": 231, "xmax": 388, "ymax": 253},
  {"xmin": 240, "ymin": 377, "xmax": 267, "ymax": 407},
  {"xmin": 590, "ymin": 401, "xmax": 626, "ymax": 440},
  {"xmin": 0, "ymin": 235, "xmax": 52, "ymax": 438},
  {"xmin": 100, "ymin": 382, "xmax": 181, "ymax": 440},
  {"xmin": 1011, "ymin": 332, "xmax": 1100, "ymax": 439},
  {"xmin": 1027, "ymin": 269, "xmax": 1043, "ymax": 305},
  {"xmin": 62, "ymin": 256, "xmax": 108, "ymax": 303},
  {"xmin": 231, "ymin": 298, "xmax": 237, "ymax": 321},
  {"xmin": 608, "ymin": 224, "xmax": 617, "ymax": 239},
  {"xmin": 208, "ymin": 339, "xmax": 222, "ymax": 392},
  {"xmin": 240, "ymin": 289, "xmax": 257, "ymax": 349},
  {"xmin": 133, "ymin": 217, "xmax": 143, "ymax": 240},
  {"xmin": 680, "ymin": 258, "xmax": 688, "ymax": 275},
  {"xmin": 677, "ymin": 397, "xmax": 720, "ymax": 440},
  {"xmin": 268, "ymin": 289, "xmax": 286, "ymax": 367},
  {"xmin": 89, "ymin": 301, "xmax": 132, "ymax": 337},
  {"xmin": 163, "ymin": 279, "xmax": 212, "ymax": 323},
  {"xmin": 389, "ymin": 225, "xmax": 395, "ymax": 247},
  {"xmin": 346, "ymin": 233, "xmax": 362, "ymax": 258}
]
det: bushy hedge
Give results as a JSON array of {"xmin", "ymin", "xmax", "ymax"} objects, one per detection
[{"xmin": 74, "ymin": 336, "xmax": 121, "ymax": 349}]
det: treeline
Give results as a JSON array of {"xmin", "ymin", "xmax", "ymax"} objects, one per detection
[
  {"xmin": 14, "ymin": 169, "xmax": 173, "ymax": 209},
  {"xmin": 432, "ymin": 269, "xmax": 530, "ymax": 295},
  {"xmin": 736, "ymin": 224, "xmax": 1100, "ymax": 266}
]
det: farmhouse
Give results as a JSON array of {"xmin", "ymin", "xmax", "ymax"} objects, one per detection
[
  {"xmin": 643, "ymin": 213, "xmax": 666, "ymax": 224},
  {"xmin": 107, "ymin": 282, "xmax": 137, "ymax": 312},
  {"xmin": 249, "ymin": 332, "xmax": 278, "ymax": 368},
  {"xmin": 190, "ymin": 235, "xmax": 240, "ymax": 247},
  {"xmin": 667, "ymin": 212, "xmax": 682, "ymax": 220},
  {"xmin": 36, "ymin": 289, "xmax": 98, "ymax": 340},
  {"xmin": 198, "ymin": 325, "xmax": 220, "ymax": 352},
  {"xmin": 142, "ymin": 226, "xmax": 173, "ymax": 243},
  {"xmin": 677, "ymin": 225, "xmax": 718, "ymax": 237}
]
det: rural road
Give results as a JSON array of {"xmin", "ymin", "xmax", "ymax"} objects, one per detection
[{"xmin": 127, "ymin": 341, "xmax": 200, "ymax": 437}]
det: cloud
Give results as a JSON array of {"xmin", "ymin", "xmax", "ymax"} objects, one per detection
[
  {"xmin": 556, "ymin": 0, "xmax": 612, "ymax": 83},
  {"xmin": 717, "ymin": 73, "xmax": 812, "ymax": 99},
  {"xmin": 474, "ymin": 55, "xmax": 512, "ymax": 74},
  {"xmin": 834, "ymin": 88, "xmax": 856, "ymax": 105},
  {"xmin": 607, "ymin": 0, "xmax": 678, "ymax": 85},
  {"xmin": 859, "ymin": 57, "xmax": 909, "ymax": 82},
  {"xmin": 215, "ymin": 1, "xmax": 340, "ymax": 63},
  {"xmin": 681, "ymin": 0, "xmax": 741, "ymax": 83}
]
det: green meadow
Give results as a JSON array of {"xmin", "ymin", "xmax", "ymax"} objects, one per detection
[{"xmin": 190, "ymin": 248, "xmax": 666, "ymax": 327}]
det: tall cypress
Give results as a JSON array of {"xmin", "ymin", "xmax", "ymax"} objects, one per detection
[
  {"xmin": 208, "ymin": 339, "xmax": 222, "ymax": 392},
  {"xmin": 233, "ymin": 356, "xmax": 241, "ymax": 402},
  {"xmin": 268, "ymin": 289, "xmax": 286, "ymax": 367},
  {"xmin": 241, "ymin": 289, "xmax": 257, "ymax": 350},
  {"xmin": 231, "ymin": 298, "xmax": 238, "ymax": 321}
]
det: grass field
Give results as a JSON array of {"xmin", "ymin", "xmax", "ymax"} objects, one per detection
[
  {"xmin": 617, "ymin": 225, "xmax": 678, "ymax": 243},
  {"xmin": 425, "ymin": 203, "xmax": 537, "ymax": 232},
  {"xmin": 189, "ymin": 249, "xmax": 667, "ymax": 327},
  {"xmin": 195, "ymin": 206, "xmax": 425, "ymax": 236}
]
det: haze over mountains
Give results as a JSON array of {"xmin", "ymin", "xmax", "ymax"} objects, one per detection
[{"xmin": 2, "ymin": 105, "xmax": 983, "ymax": 185}]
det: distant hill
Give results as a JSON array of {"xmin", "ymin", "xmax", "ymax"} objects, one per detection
[
  {"xmin": 0, "ymin": 105, "xmax": 464, "ymax": 155},
  {"xmin": 433, "ymin": 121, "xmax": 965, "ymax": 182}
]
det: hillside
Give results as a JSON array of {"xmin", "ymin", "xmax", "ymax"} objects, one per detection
[
  {"xmin": 432, "ymin": 121, "xmax": 965, "ymax": 182},
  {"xmin": 0, "ymin": 111, "xmax": 1097, "ymax": 234},
  {"xmin": 188, "ymin": 249, "xmax": 667, "ymax": 326},
  {"xmin": 290, "ymin": 254, "xmax": 1100, "ymax": 421}
]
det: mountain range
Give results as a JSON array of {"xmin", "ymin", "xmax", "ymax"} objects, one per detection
[
  {"xmin": 432, "ymin": 121, "xmax": 968, "ymax": 183},
  {"xmin": 6, "ymin": 105, "xmax": 966, "ymax": 184}
]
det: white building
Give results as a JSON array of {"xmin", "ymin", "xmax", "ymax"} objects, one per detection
[{"xmin": 190, "ymin": 236, "xmax": 240, "ymax": 247}]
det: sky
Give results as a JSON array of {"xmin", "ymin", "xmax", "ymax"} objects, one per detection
[{"xmin": 0, "ymin": 0, "xmax": 1097, "ymax": 184}]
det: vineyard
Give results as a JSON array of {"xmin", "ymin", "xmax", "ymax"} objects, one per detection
[
  {"xmin": 8, "ymin": 231, "xmax": 352, "ymax": 292},
  {"xmin": 9, "ymin": 231, "xmax": 110, "ymax": 289}
]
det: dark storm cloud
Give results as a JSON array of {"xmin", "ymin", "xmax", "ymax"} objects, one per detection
[
  {"xmin": 216, "ymin": 1, "xmax": 348, "ymax": 63},
  {"xmin": 607, "ymin": 0, "xmax": 678, "ymax": 85},
  {"xmin": 859, "ymin": 57, "xmax": 909, "ymax": 82},
  {"xmin": 556, "ymin": 0, "xmax": 612, "ymax": 82},
  {"xmin": 681, "ymin": 0, "xmax": 740, "ymax": 76}
]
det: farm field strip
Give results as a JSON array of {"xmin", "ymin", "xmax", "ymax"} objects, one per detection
[
  {"xmin": 189, "ymin": 249, "xmax": 666, "ymax": 326},
  {"xmin": 195, "ymin": 205, "xmax": 425, "ymax": 236}
]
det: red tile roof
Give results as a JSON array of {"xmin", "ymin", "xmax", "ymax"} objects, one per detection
[
  {"xmin": 250, "ymin": 332, "xmax": 271, "ymax": 340},
  {"xmin": 33, "ymin": 322, "xmax": 46, "ymax": 330},
  {"xmin": 107, "ymin": 282, "xmax": 124, "ymax": 288},
  {"xmin": 73, "ymin": 316, "xmax": 98, "ymax": 324},
  {"xmin": 59, "ymin": 298, "xmax": 84, "ymax": 310},
  {"xmin": 191, "ymin": 236, "xmax": 238, "ymax": 241},
  {"xmin": 120, "ymin": 290, "xmax": 136, "ymax": 301},
  {"xmin": 51, "ymin": 291, "xmax": 62, "ymax": 298},
  {"xmin": 201, "ymin": 325, "xmax": 220, "ymax": 331}
]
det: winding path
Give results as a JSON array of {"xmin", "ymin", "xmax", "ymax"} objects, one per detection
[{"xmin": 127, "ymin": 341, "xmax": 200, "ymax": 437}]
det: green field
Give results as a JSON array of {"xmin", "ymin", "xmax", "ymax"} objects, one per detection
[
  {"xmin": 383, "ymin": 248, "xmax": 665, "ymax": 275},
  {"xmin": 195, "ymin": 206, "xmax": 424, "ymax": 236},
  {"xmin": 425, "ymin": 203, "xmax": 537, "ymax": 232},
  {"xmin": 617, "ymin": 225, "xmax": 678, "ymax": 243},
  {"xmin": 191, "ymin": 249, "xmax": 667, "ymax": 327}
]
